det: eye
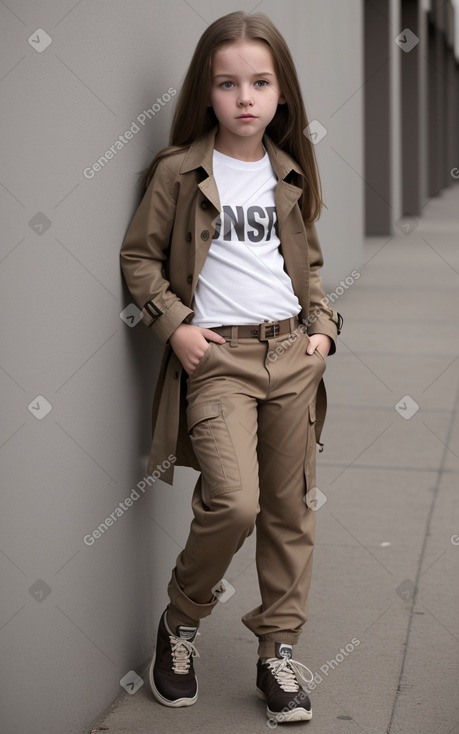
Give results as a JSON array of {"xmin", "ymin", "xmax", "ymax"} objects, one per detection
[
  {"xmin": 219, "ymin": 81, "xmax": 235, "ymax": 89},
  {"xmin": 255, "ymin": 80, "xmax": 269, "ymax": 88}
]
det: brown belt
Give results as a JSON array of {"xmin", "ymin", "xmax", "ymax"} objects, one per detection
[{"xmin": 211, "ymin": 316, "xmax": 301, "ymax": 340}]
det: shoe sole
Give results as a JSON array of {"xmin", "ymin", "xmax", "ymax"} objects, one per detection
[
  {"xmin": 256, "ymin": 687, "xmax": 312, "ymax": 722},
  {"xmin": 149, "ymin": 652, "xmax": 198, "ymax": 707}
]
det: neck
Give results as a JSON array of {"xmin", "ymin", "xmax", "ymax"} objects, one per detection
[{"xmin": 214, "ymin": 128, "xmax": 265, "ymax": 162}]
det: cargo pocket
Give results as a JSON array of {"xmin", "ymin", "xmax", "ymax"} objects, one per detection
[
  {"xmin": 187, "ymin": 400, "xmax": 241, "ymax": 500},
  {"xmin": 304, "ymin": 402, "xmax": 317, "ymax": 493}
]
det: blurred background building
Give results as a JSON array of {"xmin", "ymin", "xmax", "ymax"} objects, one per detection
[{"xmin": 365, "ymin": 0, "xmax": 459, "ymax": 234}]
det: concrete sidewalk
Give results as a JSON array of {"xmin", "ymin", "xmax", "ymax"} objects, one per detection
[{"xmin": 90, "ymin": 185, "xmax": 459, "ymax": 734}]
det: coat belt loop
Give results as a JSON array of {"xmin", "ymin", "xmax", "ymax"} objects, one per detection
[{"xmin": 230, "ymin": 325, "xmax": 238, "ymax": 348}]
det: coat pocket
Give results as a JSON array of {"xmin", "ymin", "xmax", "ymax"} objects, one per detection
[{"xmin": 187, "ymin": 400, "xmax": 241, "ymax": 501}]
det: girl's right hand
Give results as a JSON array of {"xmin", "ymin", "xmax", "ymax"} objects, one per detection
[{"xmin": 169, "ymin": 323, "xmax": 226, "ymax": 375}]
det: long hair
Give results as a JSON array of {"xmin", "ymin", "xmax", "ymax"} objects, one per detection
[{"xmin": 143, "ymin": 11, "xmax": 324, "ymax": 222}]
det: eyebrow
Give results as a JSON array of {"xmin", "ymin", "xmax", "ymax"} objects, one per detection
[{"xmin": 213, "ymin": 71, "xmax": 275, "ymax": 79}]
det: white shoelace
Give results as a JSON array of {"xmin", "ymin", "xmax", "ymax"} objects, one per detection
[
  {"xmin": 169, "ymin": 635, "xmax": 200, "ymax": 674},
  {"xmin": 265, "ymin": 657, "xmax": 314, "ymax": 692}
]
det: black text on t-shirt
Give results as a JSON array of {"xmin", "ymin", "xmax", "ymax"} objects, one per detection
[{"xmin": 213, "ymin": 205, "xmax": 278, "ymax": 243}]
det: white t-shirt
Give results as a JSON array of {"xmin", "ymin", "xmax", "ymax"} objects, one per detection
[{"xmin": 191, "ymin": 148, "xmax": 301, "ymax": 327}]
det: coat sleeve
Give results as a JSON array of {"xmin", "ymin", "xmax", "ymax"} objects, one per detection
[
  {"xmin": 305, "ymin": 221, "xmax": 342, "ymax": 355},
  {"xmin": 120, "ymin": 157, "xmax": 193, "ymax": 344}
]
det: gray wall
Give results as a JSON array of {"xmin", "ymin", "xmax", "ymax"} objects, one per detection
[{"xmin": 0, "ymin": 2, "xmax": 363, "ymax": 732}]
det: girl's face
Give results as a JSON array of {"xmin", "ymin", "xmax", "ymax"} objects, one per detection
[{"xmin": 209, "ymin": 40, "xmax": 286, "ymax": 147}]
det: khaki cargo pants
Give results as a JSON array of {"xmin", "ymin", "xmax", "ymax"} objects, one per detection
[{"xmin": 167, "ymin": 319, "xmax": 327, "ymax": 659}]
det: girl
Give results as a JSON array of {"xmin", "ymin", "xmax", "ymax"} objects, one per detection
[{"xmin": 120, "ymin": 11, "xmax": 342, "ymax": 724}]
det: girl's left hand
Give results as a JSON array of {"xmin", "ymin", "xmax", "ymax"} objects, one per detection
[{"xmin": 306, "ymin": 333, "xmax": 332, "ymax": 359}]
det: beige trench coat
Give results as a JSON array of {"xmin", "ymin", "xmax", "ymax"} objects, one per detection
[{"xmin": 120, "ymin": 126, "xmax": 341, "ymax": 485}]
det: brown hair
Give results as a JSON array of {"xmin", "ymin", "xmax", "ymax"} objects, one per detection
[{"xmin": 143, "ymin": 11, "xmax": 324, "ymax": 222}]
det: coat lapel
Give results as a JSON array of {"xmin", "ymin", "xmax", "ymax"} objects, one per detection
[{"xmin": 263, "ymin": 136, "xmax": 310, "ymax": 315}]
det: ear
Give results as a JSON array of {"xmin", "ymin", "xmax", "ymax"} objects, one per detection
[{"xmin": 278, "ymin": 93, "xmax": 287, "ymax": 105}]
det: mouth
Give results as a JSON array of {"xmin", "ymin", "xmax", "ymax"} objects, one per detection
[{"xmin": 237, "ymin": 114, "xmax": 257, "ymax": 119}]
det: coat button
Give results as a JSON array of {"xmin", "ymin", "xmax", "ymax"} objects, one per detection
[
  {"xmin": 173, "ymin": 371, "xmax": 180, "ymax": 379},
  {"xmin": 187, "ymin": 274, "xmax": 192, "ymax": 284},
  {"xmin": 186, "ymin": 232, "xmax": 192, "ymax": 242},
  {"xmin": 200, "ymin": 200, "xmax": 209, "ymax": 209},
  {"xmin": 201, "ymin": 230, "xmax": 209, "ymax": 240}
]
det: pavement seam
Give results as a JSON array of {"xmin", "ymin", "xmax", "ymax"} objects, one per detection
[{"xmin": 386, "ymin": 374, "xmax": 459, "ymax": 732}]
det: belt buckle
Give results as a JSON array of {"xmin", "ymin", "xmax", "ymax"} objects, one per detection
[{"xmin": 259, "ymin": 321, "xmax": 280, "ymax": 339}]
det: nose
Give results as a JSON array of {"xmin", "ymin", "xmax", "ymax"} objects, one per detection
[{"xmin": 237, "ymin": 84, "xmax": 254, "ymax": 106}]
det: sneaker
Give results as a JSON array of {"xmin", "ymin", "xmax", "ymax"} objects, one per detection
[
  {"xmin": 149, "ymin": 609, "xmax": 199, "ymax": 707},
  {"xmin": 256, "ymin": 643, "xmax": 313, "ymax": 723}
]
